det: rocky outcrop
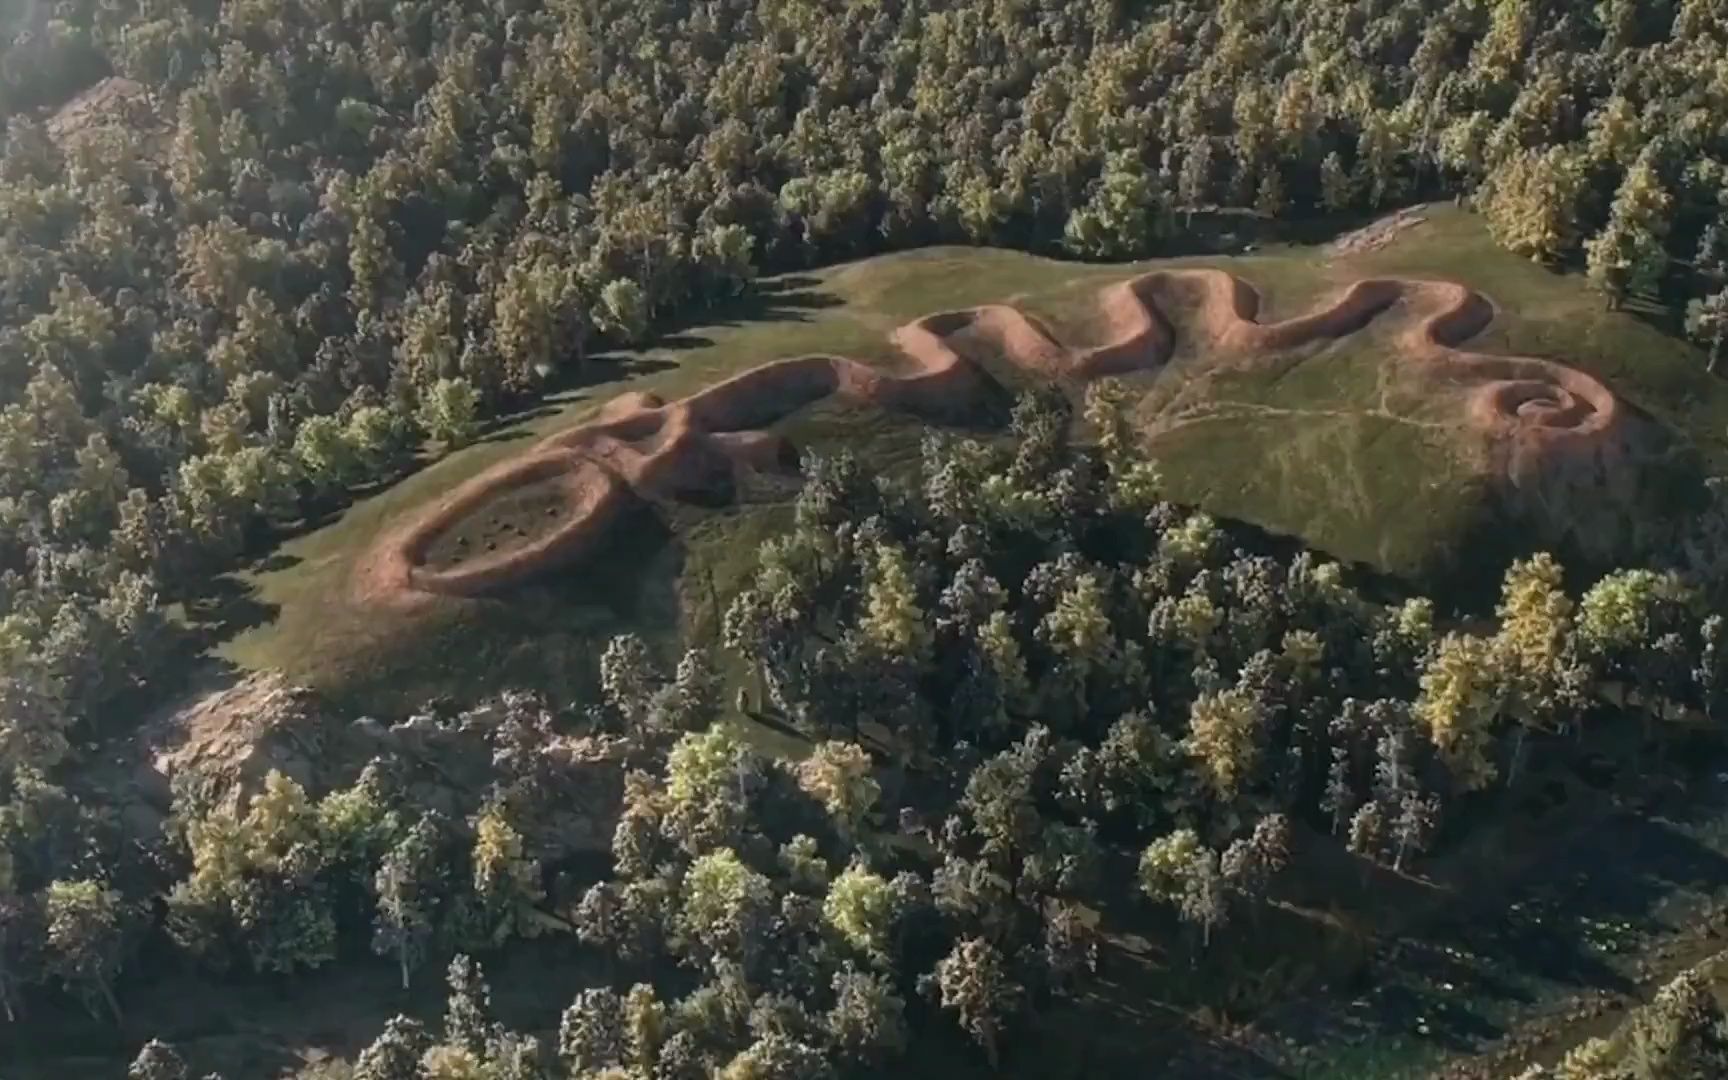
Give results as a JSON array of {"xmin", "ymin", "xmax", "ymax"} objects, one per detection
[{"xmin": 133, "ymin": 675, "xmax": 627, "ymax": 860}]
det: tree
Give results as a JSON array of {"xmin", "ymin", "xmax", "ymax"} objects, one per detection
[
  {"xmin": 468, "ymin": 804, "xmax": 543, "ymax": 947},
  {"xmin": 1176, "ymin": 138, "xmax": 1213, "ymax": 223},
  {"xmin": 1391, "ymin": 792, "xmax": 1440, "ymax": 871},
  {"xmin": 1185, "ymin": 688, "xmax": 1264, "ymax": 803},
  {"xmin": 1038, "ymin": 573, "xmax": 1118, "ymax": 715},
  {"xmin": 1041, "ymin": 901, "xmax": 1099, "ymax": 989},
  {"xmin": 345, "ymin": 406, "xmax": 411, "ymax": 480},
  {"xmin": 417, "ymin": 378, "xmax": 481, "ymax": 449},
  {"xmin": 1685, "ymin": 288, "xmax": 1728, "ymax": 374},
  {"xmin": 697, "ymin": 224, "xmax": 757, "ymax": 298},
  {"xmin": 560, "ymin": 987, "xmax": 625, "ymax": 1073},
  {"xmin": 128, "ymin": 1039, "xmax": 188, "ymax": 1080},
  {"xmin": 623, "ymin": 983, "xmax": 666, "ymax": 1074},
  {"xmin": 1255, "ymin": 168, "xmax": 1288, "ymax": 218},
  {"xmin": 1062, "ymin": 150, "xmax": 1162, "ymax": 259},
  {"xmin": 600, "ymin": 633, "xmax": 661, "ymax": 732},
  {"xmin": 495, "ymin": 254, "xmax": 576, "ymax": 386},
  {"xmin": 960, "ymin": 735, "xmax": 1045, "ymax": 867},
  {"xmin": 1699, "ymin": 615, "xmax": 1727, "ymax": 723},
  {"xmin": 165, "ymin": 770, "xmax": 340, "ymax": 976},
  {"xmin": 293, "ymin": 415, "xmax": 362, "ymax": 495},
  {"xmin": 1137, "ymin": 829, "xmax": 1228, "ymax": 944},
  {"xmin": 1414, "ymin": 633, "xmax": 1503, "ymax": 791},
  {"xmin": 931, "ymin": 936, "xmax": 1022, "ymax": 1068},
  {"xmin": 662, "ymin": 727, "xmax": 762, "ymax": 856},
  {"xmin": 719, "ymin": 1033, "xmax": 834, "ymax": 1080},
  {"xmin": 1495, "ymin": 553, "xmax": 1580, "ymax": 765},
  {"xmin": 823, "ymin": 863, "xmax": 895, "ymax": 962},
  {"xmin": 43, "ymin": 878, "xmax": 125, "ymax": 1021},
  {"xmin": 679, "ymin": 848, "xmax": 774, "ymax": 971},
  {"xmin": 349, "ymin": 211, "xmax": 402, "ymax": 315},
  {"xmin": 443, "ymin": 954, "xmax": 493, "ymax": 1054},
  {"xmin": 795, "ymin": 742, "xmax": 880, "ymax": 843},
  {"xmin": 1693, "ymin": 212, "xmax": 1728, "ymax": 276},
  {"xmin": 1481, "ymin": 146, "xmax": 1587, "ymax": 264},
  {"xmin": 373, "ymin": 813, "xmax": 444, "ymax": 989},
  {"xmin": 1177, "ymin": 847, "xmax": 1229, "ymax": 947},
  {"xmin": 1585, "ymin": 219, "xmax": 1667, "ymax": 311},
  {"xmin": 1321, "ymin": 745, "xmax": 1357, "ymax": 835},
  {"xmin": 1220, "ymin": 814, "xmax": 1291, "ymax": 900},
  {"xmin": 1347, "ymin": 801, "xmax": 1387, "ymax": 864},
  {"xmin": 826, "ymin": 965, "xmax": 907, "ymax": 1063},
  {"xmin": 353, "ymin": 1016, "xmax": 433, "ymax": 1080},
  {"xmin": 1585, "ymin": 154, "xmax": 1672, "ymax": 309},
  {"xmin": 859, "ymin": 543, "xmax": 932, "ymax": 667},
  {"xmin": 1319, "ymin": 151, "xmax": 1355, "ymax": 212},
  {"xmin": 660, "ymin": 649, "xmax": 721, "ymax": 733},
  {"xmin": 598, "ymin": 279, "xmax": 649, "ymax": 346}
]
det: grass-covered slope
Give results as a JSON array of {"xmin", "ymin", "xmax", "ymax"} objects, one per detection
[
  {"xmin": 1143, "ymin": 206, "xmax": 1727, "ymax": 592},
  {"xmin": 217, "ymin": 208, "xmax": 1728, "ymax": 712}
]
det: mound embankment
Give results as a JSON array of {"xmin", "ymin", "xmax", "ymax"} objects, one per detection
[{"xmin": 355, "ymin": 270, "xmax": 1639, "ymax": 607}]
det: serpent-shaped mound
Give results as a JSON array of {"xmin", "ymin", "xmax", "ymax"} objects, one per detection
[{"xmin": 354, "ymin": 271, "xmax": 1637, "ymax": 607}]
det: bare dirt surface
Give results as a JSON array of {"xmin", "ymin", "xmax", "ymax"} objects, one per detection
[
  {"xmin": 1328, "ymin": 206, "xmax": 1430, "ymax": 259},
  {"xmin": 355, "ymin": 271, "xmax": 1637, "ymax": 608}
]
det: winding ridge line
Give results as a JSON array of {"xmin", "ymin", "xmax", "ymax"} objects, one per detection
[{"xmin": 354, "ymin": 271, "xmax": 1624, "ymax": 606}]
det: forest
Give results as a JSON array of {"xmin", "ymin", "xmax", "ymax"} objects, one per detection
[
  {"xmin": 4, "ymin": 0, "xmax": 1728, "ymax": 1074},
  {"xmin": 11, "ymin": 385, "xmax": 1728, "ymax": 1078}
]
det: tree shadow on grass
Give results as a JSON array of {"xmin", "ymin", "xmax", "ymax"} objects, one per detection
[
  {"xmin": 539, "ymin": 353, "xmax": 682, "ymax": 406},
  {"xmin": 657, "ymin": 332, "xmax": 716, "ymax": 350},
  {"xmin": 183, "ymin": 573, "xmax": 281, "ymax": 648},
  {"xmin": 1255, "ymin": 781, "xmax": 1728, "ymax": 1070},
  {"xmin": 660, "ymin": 276, "xmax": 848, "ymax": 334},
  {"xmin": 251, "ymin": 552, "xmax": 302, "ymax": 574}
]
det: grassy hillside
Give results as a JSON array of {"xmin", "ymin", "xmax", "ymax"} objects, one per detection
[{"xmin": 216, "ymin": 207, "xmax": 1728, "ymax": 713}]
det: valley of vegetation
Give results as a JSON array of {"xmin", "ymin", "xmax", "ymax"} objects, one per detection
[{"xmin": 6, "ymin": 0, "xmax": 1728, "ymax": 1075}]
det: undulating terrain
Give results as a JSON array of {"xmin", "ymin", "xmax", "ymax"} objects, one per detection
[
  {"xmin": 223, "ymin": 207, "xmax": 1728, "ymax": 714},
  {"xmin": 9, "ymin": 0, "xmax": 1728, "ymax": 1077}
]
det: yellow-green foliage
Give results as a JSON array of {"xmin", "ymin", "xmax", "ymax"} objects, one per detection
[
  {"xmin": 823, "ymin": 863, "xmax": 895, "ymax": 960},
  {"xmin": 860, "ymin": 543, "xmax": 933, "ymax": 667},
  {"xmin": 1415, "ymin": 633, "xmax": 1502, "ymax": 791},
  {"xmin": 1185, "ymin": 689, "xmax": 1263, "ymax": 802},
  {"xmin": 796, "ymin": 742, "xmax": 881, "ymax": 841}
]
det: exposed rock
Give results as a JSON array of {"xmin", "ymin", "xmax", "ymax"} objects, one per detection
[
  {"xmin": 141, "ymin": 671, "xmax": 328, "ymax": 816},
  {"xmin": 126, "ymin": 674, "xmax": 628, "ymax": 862},
  {"xmin": 47, "ymin": 76, "xmax": 167, "ymax": 150}
]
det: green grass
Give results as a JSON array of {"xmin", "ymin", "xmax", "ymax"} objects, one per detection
[
  {"xmin": 216, "ymin": 246, "xmax": 1150, "ymax": 710},
  {"xmin": 217, "ymin": 207, "xmax": 1728, "ymax": 711}
]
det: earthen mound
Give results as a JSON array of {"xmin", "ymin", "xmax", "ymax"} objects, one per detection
[{"xmin": 356, "ymin": 270, "xmax": 1638, "ymax": 606}]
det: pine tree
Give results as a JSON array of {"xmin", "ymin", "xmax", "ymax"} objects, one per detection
[
  {"xmin": 1254, "ymin": 168, "xmax": 1287, "ymax": 218},
  {"xmin": 932, "ymin": 936, "xmax": 1022, "ymax": 1068},
  {"xmin": 1321, "ymin": 745, "xmax": 1356, "ymax": 835},
  {"xmin": 560, "ymin": 987, "xmax": 625, "ymax": 1073},
  {"xmin": 1585, "ymin": 155, "xmax": 1672, "ymax": 309},
  {"xmin": 1685, "ymin": 288, "xmax": 1728, "ymax": 374},
  {"xmin": 1391, "ymin": 792, "xmax": 1440, "ymax": 871},
  {"xmin": 128, "ymin": 1039, "xmax": 188, "ymax": 1080},
  {"xmin": 373, "ymin": 813, "xmax": 444, "ymax": 990},
  {"xmin": 1319, "ymin": 152, "xmax": 1354, "ymax": 212},
  {"xmin": 1347, "ymin": 802, "xmax": 1387, "ymax": 864}
]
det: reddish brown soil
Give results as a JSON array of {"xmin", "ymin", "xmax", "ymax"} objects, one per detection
[{"xmin": 354, "ymin": 271, "xmax": 1629, "ymax": 607}]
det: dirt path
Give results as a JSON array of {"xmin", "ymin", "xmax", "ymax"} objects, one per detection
[{"xmin": 354, "ymin": 271, "xmax": 1632, "ymax": 609}]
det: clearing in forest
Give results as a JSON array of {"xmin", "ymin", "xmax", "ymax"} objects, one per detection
[{"xmin": 219, "ymin": 206, "xmax": 1728, "ymax": 713}]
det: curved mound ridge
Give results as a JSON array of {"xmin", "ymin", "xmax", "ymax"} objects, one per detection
[{"xmin": 355, "ymin": 271, "xmax": 1629, "ymax": 606}]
